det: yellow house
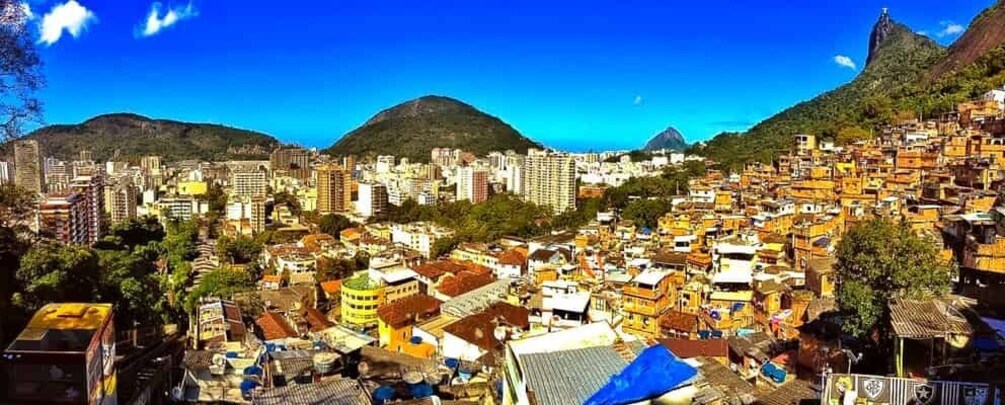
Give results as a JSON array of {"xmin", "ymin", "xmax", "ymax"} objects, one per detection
[
  {"xmin": 340, "ymin": 273, "xmax": 385, "ymax": 328},
  {"xmin": 177, "ymin": 181, "xmax": 208, "ymax": 196},
  {"xmin": 376, "ymin": 294, "xmax": 441, "ymax": 358}
]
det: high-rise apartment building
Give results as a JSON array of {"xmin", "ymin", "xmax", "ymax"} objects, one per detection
[
  {"xmin": 140, "ymin": 155, "xmax": 162, "ymax": 175},
  {"xmin": 44, "ymin": 158, "xmax": 70, "ymax": 194},
  {"xmin": 39, "ymin": 192, "xmax": 88, "ymax": 245},
  {"xmin": 270, "ymin": 147, "xmax": 311, "ymax": 181},
  {"xmin": 251, "ymin": 195, "xmax": 267, "ymax": 234},
  {"xmin": 455, "ymin": 166, "xmax": 488, "ymax": 204},
  {"xmin": 230, "ymin": 168, "xmax": 267, "ymax": 198},
  {"xmin": 316, "ymin": 163, "xmax": 352, "ymax": 213},
  {"xmin": 358, "ymin": 182, "xmax": 389, "ymax": 218},
  {"xmin": 13, "ymin": 140, "xmax": 43, "ymax": 194},
  {"xmin": 107, "ymin": 177, "xmax": 137, "ymax": 224},
  {"xmin": 69, "ymin": 174, "xmax": 105, "ymax": 245},
  {"xmin": 342, "ymin": 154, "xmax": 356, "ymax": 177},
  {"xmin": 522, "ymin": 149, "xmax": 576, "ymax": 213}
]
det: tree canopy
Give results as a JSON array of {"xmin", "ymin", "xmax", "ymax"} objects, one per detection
[{"xmin": 834, "ymin": 218, "xmax": 954, "ymax": 338}]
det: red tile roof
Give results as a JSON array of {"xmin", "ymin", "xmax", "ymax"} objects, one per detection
[
  {"xmin": 436, "ymin": 272, "xmax": 495, "ymax": 297},
  {"xmin": 377, "ymin": 294, "xmax": 442, "ymax": 328},
  {"xmin": 498, "ymin": 248, "xmax": 527, "ymax": 266},
  {"xmin": 443, "ymin": 302, "xmax": 529, "ymax": 352},
  {"xmin": 659, "ymin": 338, "xmax": 728, "ymax": 359},
  {"xmin": 255, "ymin": 311, "xmax": 299, "ymax": 341},
  {"xmin": 660, "ymin": 311, "xmax": 700, "ymax": 332},
  {"xmin": 411, "ymin": 261, "xmax": 468, "ymax": 279},
  {"xmin": 301, "ymin": 307, "xmax": 334, "ymax": 332}
]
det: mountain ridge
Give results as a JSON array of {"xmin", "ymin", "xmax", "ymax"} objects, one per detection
[{"xmin": 6, "ymin": 113, "xmax": 280, "ymax": 162}]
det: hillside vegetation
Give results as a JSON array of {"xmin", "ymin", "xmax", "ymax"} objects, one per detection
[
  {"xmin": 694, "ymin": 4, "xmax": 1005, "ymax": 170},
  {"xmin": 6, "ymin": 113, "xmax": 279, "ymax": 162},
  {"xmin": 326, "ymin": 95, "xmax": 541, "ymax": 162}
]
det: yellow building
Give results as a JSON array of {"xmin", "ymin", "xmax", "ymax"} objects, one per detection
[
  {"xmin": 2, "ymin": 303, "xmax": 117, "ymax": 404},
  {"xmin": 450, "ymin": 243, "xmax": 500, "ymax": 269},
  {"xmin": 177, "ymin": 180, "xmax": 208, "ymax": 196},
  {"xmin": 376, "ymin": 294, "xmax": 440, "ymax": 358},
  {"xmin": 622, "ymin": 269, "xmax": 675, "ymax": 338},
  {"xmin": 340, "ymin": 273, "xmax": 385, "ymax": 328}
]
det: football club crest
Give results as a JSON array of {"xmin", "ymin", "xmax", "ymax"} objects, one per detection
[
  {"xmin": 914, "ymin": 384, "xmax": 935, "ymax": 405},
  {"xmin": 862, "ymin": 378, "xmax": 885, "ymax": 400}
]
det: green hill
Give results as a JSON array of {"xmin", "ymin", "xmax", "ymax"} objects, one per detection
[
  {"xmin": 325, "ymin": 95, "xmax": 542, "ymax": 162},
  {"xmin": 694, "ymin": 4, "xmax": 1005, "ymax": 169},
  {"xmin": 7, "ymin": 113, "xmax": 280, "ymax": 162}
]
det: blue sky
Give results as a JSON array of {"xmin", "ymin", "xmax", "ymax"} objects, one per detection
[{"xmin": 25, "ymin": 0, "xmax": 993, "ymax": 151}]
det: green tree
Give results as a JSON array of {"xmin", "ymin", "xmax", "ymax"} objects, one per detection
[
  {"xmin": 318, "ymin": 214, "xmax": 353, "ymax": 238},
  {"xmin": 836, "ymin": 126, "xmax": 871, "ymax": 145},
  {"xmin": 621, "ymin": 198, "xmax": 671, "ymax": 229},
  {"xmin": 273, "ymin": 191, "xmax": 302, "ymax": 215},
  {"xmin": 432, "ymin": 236, "xmax": 460, "ymax": 259},
  {"xmin": 835, "ymin": 219, "xmax": 954, "ymax": 338},
  {"xmin": 185, "ymin": 267, "xmax": 255, "ymax": 312},
  {"xmin": 316, "ymin": 256, "xmax": 356, "ymax": 282},
  {"xmin": 216, "ymin": 235, "xmax": 264, "ymax": 265},
  {"xmin": 104, "ymin": 216, "xmax": 166, "ymax": 250},
  {"xmin": 15, "ymin": 243, "xmax": 102, "ymax": 310}
]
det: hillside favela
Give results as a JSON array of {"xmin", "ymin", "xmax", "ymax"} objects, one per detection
[{"xmin": 5, "ymin": 1, "xmax": 1005, "ymax": 405}]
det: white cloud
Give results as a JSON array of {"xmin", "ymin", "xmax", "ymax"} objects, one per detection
[
  {"xmin": 834, "ymin": 55, "xmax": 856, "ymax": 70},
  {"xmin": 38, "ymin": 0, "xmax": 95, "ymax": 46},
  {"xmin": 633, "ymin": 95, "xmax": 643, "ymax": 106},
  {"xmin": 916, "ymin": 30, "xmax": 928, "ymax": 36},
  {"xmin": 139, "ymin": 2, "xmax": 197, "ymax": 37},
  {"xmin": 937, "ymin": 21, "xmax": 964, "ymax": 37}
]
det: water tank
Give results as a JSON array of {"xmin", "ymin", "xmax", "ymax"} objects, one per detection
[{"xmin": 313, "ymin": 352, "xmax": 339, "ymax": 375}]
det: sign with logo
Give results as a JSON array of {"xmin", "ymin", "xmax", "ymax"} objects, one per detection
[
  {"xmin": 913, "ymin": 384, "xmax": 935, "ymax": 405},
  {"xmin": 824, "ymin": 374, "xmax": 1001, "ymax": 405},
  {"xmin": 862, "ymin": 377, "xmax": 886, "ymax": 400}
]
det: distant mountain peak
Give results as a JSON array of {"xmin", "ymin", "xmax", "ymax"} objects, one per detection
[
  {"xmin": 867, "ymin": 8, "xmax": 895, "ymax": 66},
  {"xmin": 642, "ymin": 126, "xmax": 688, "ymax": 151},
  {"xmin": 328, "ymin": 95, "xmax": 541, "ymax": 162}
]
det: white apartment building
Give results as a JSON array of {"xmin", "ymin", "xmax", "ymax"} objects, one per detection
[
  {"xmin": 230, "ymin": 169, "xmax": 267, "ymax": 198},
  {"xmin": 358, "ymin": 182, "xmax": 389, "ymax": 218},
  {"xmin": 522, "ymin": 149, "xmax": 576, "ymax": 213}
]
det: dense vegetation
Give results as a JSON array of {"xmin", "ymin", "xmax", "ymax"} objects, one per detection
[
  {"xmin": 693, "ymin": 6, "xmax": 1005, "ymax": 170},
  {"xmin": 9, "ymin": 216, "xmax": 175, "ymax": 340},
  {"xmin": 6, "ymin": 113, "xmax": 280, "ymax": 162},
  {"xmin": 385, "ymin": 160, "xmax": 706, "ymax": 247},
  {"xmin": 835, "ymin": 219, "xmax": 953, "ymax": 339},
  {"xmin": 326, "ymin": 95, "xmax": 541, "ymax": 162}
]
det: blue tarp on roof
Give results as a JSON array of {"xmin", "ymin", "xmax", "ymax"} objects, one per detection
[
  {"xmin": 983, "ymin": 317, "xmax": 1005, "ymax": 338},
  {"xmin": 584, "ymin": 344, "xmax": 697, "ymax": 405}
]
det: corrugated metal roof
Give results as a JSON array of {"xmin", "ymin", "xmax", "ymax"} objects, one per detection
[
  {"xmin": 519, "ymin": 345, "xmax": 627, "ymax": 405},
  {"xmin": 252, "ymin": 377, "xmax": 369, "ymax": 405},
  {"xmin": 889, "ymin": 298, "xmax": 972, "ymax": 339}
]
